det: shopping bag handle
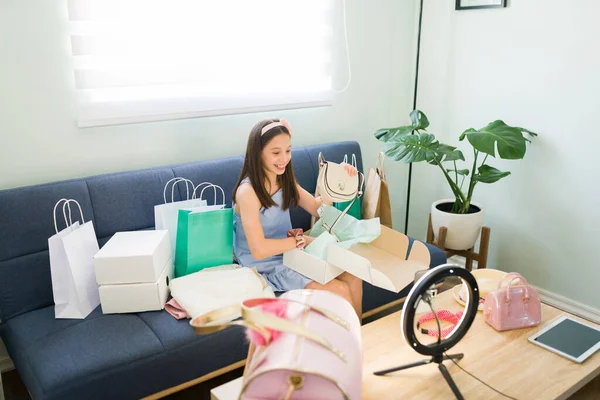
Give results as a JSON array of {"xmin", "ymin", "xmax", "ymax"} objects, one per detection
[
  {"xmin": 53, "ymin": 199, "xmax": 84, "ymax": 234},
  {"xmin": 197, "ymin": 184, "xmax": 226, "ymax": 206},
  {"xmin": 342, "ymin": 153, "xmax": 357, "ymax": 168},
  {"xmin": 191, "ymin": 296, "xmax": 349, "ymax": 362},
  {"xmin": 191, "ymin": 182, "xmax": 215, "ymax": 201},
  {"xmin": 63, "ymin": 200, "xmax": 84, "ymax": 224},
  {"xmin": 53, "ymin": 198, "xmax": 71, "ymax": 234},
  {"xmin": 163, "ymin": 177, "xmax": 195, "ymax": 204},
  {"xmin": 376, "ymin": 152, "xmax": 386, "ymax": 180}
]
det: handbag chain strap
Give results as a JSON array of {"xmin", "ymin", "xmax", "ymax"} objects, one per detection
[
  {"xmin": 321, "ymin": 192, "xmax": 358, "ymax": 238},
  {"xmin": 320, "ymin": 170, "xmax": 365, "ymax": 238}
]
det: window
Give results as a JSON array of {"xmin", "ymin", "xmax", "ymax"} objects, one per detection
[{"xmin": 67, "ymin": 0, "xmax": 334, "ymax": 127}]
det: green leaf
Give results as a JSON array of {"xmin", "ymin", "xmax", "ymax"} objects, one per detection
[
  {"xmin": 375, "ymin": 110, "xmax": 432, "ymax": 144},
  {"xmin": 459, "ymin": 128, "xmax": 477, "ymax": 141},
  {"xmin": 515, "ymin": 126, "xmax": 538, "ymax": 137},
  {"xmin": 374, "ymin": 125, "xmax": 413, "ymax": 142},
  {"xmin": 447, "ymin": 168, "xmax": 469, "ymax": 176},
  {"xmin": 383, "ymin": 132, "xmax": 440, "ymax": 164},
  {"xmin": 430, "ymin": 144, "xmax": 465, "ymax": 164},
  {"xmin": 465, "ymin": 120, "xmax": 527, "ymax": 159},
  {"xmin": 514, "ymin": 126, "xmax": 538, "ymax": 143},
  {"xmin": 438, "ymin": 144, "xmax": 465, "ymax": 162},
  {"xmin": 382, "ymin": 141, "xmax": 405, "ymax": 161},
  {"xmin": 374, "ymin": 128, "xmax": 396, "ymax": 142},
  {"xmin": 410, "ymin": 110, "xmax": 430, "ymax": 130},
  {"xmin": 473, "ymin": 164, "xmax": 511, "ymax": 183}
]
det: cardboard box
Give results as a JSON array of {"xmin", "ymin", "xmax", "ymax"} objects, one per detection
[
  {"xmin": 99, "ymin": 259, "xmax": 173, "ymax": 314},
  {"xmin": 283, "ymin": 248, "xmax": 344, "ymax": 285},
  {"xmin": 94, "ymin": 230, "xmax": 171, "ymax": 285},
  {"xmin": 284, "ymin": 225, "xmax": 430, "ymax": 292}
]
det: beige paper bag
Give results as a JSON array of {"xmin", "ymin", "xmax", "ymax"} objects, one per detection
[{"xmin": 362, "ymin": 153, "xmax": 393, "ymax": 229}]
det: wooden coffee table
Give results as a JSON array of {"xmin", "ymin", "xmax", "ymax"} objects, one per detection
[
  {"xmin": 363, "ymin": 290, "xmax": 600, "ymax": 399},
  {"xmin": 212, "ymin": 290, "xmax": 600, "ymax": 399}
]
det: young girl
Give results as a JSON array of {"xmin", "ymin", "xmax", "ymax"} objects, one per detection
[{"xmin": 233, "ymin": 118, "xmax": 364, "ymax": 318}]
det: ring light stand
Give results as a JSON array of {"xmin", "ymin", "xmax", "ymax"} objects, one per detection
[{"xmin": 374, "ymin": 264, "xmax": 480, "ymax": 400}]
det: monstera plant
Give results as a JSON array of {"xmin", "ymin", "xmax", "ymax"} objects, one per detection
[{"xmin": 374, "ymin": 110, "xmax": 537, "ymax": 250}]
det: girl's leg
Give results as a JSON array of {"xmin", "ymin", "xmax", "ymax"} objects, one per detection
[
  {"xmin": 335, "ymin": 272, "xmax": 363, "ymax": 320},
  {"xmin": 304, "ymin": 276, "xmax": 362, "ymax": 319}
]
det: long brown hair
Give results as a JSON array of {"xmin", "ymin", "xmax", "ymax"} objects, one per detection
[{"xmin": 233, "ymin": 118, "xmax": 299, "ymax": 210}]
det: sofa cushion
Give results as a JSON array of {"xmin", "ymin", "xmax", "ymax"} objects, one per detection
[
  {"xmin": 0, "ymin": 181, "xmax": 94, "ymax": 262},
  {"xmin": 171, "ymin": 156, "xmax": 244, "ymax": 208},
  {"xmin": 87, "ymin": 168, "xmax": 177, "ymax": 238},
  {"xmin": 1, "ymin": 305, "xmax": 248, "ymax": 400},
  {"xmin": 0, "ymin": 251, "xmax": 54, "ymax": 321},
  {"xmin": 136, "ymin": 310, "xmax": 204, "ymax": 351},
  {"xmin": 289, "ymin": 148, "xmax": 318, "ymax": 231}
]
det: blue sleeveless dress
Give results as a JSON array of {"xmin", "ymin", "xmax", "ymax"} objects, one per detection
[{"xmin": 233, "ymin": 181, "xmax": 312, "ymax": 292}]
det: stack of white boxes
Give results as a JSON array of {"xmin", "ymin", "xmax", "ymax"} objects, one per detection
[{"xmin": 93, "ymin": 230, "xmax": 173, "ymax": 314}]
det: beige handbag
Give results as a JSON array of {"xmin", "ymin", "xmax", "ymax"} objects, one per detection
[{"xmin": 316, "ymin": 153, "xmax": 364, "ymax": 235}]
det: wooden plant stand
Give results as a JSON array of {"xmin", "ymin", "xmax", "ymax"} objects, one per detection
[{"xmin": 425, "ymin": 214, "xmax": 490, "ymax": 271}]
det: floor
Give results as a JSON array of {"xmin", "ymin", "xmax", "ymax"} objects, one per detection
[{"xmin": 2, "ymin": 285, "xmax": 600, "ymax": 399}]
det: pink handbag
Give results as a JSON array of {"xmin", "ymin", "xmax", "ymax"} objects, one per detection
[
  {"xmin": 191, "ymin": 289, "xmax": 362, "ymax": 399},
  {"xmin": 483, "ymin": 272, "xmax": 541, "ymax": 331}
]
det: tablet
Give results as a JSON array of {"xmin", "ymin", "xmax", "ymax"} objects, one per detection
[{"xmin": 528, "ymin": 316, "xmax": 600, "ymax": 363}]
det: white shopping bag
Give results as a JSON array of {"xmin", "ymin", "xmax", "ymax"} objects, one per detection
[
  {"xmin": 48, "ymin": 199, "xmax": 101, "ymax": 319},
  {"xmin": 154, "ymin": 178, "xmax": 209, "ymax": 260}
]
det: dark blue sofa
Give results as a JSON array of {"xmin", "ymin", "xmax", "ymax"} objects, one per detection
[{"xmin": 0, "ymin": 141, "xmax": 446, "ymax": 399}]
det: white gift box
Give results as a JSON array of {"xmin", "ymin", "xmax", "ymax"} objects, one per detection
[
  {"xmin": 99, "ymin": 259, "xmax": 173, "ymax": 314},
  {"xmin": 283, "ymin": 225, "xmax": 430, "ymax": 292},
  {"xmin": 94, "ymin": 230, "xmax": 171, "ymax": 285},
  {"xmin": 283, "ymin": 249, "xmax": 344, "ymax": 285}
]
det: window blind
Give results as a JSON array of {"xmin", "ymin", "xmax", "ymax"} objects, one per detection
[{"xmin": 67, "ymin": 0, "xmax": 334, "ymax": 127}]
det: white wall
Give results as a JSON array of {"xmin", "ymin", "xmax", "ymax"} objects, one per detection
[
  {"xmin": 412, "ymin": 0, "xmax": 600, "ymax": 308},
  {"xmin": 0, "ymin": 1, "xmax": 418, "ymax": 364}
]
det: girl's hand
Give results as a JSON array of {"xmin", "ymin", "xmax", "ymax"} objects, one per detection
[
  {"xmin": 303, "ymin": 235, "xmax": 314, "ymax": 247},
  {"xmin": 294, "ymin": 235, "xmax": 306, "ymax": 250},
  {"xmin": 287, "ymin": 228, "xmax": 303, "ymax": 238},
  {"xmin": 341, "ymin": 163, "xmax": 358, "ymax": 177}
]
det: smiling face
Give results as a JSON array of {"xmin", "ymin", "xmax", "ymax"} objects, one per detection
[
  {"xmin": 261, "ymin": 133, "xmax": 292, "ymax": 178},
  {"xmin": 233, "ymin": 118, "xmax": 299, "ymax": 210}
]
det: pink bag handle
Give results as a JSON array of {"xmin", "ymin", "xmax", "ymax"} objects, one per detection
[
  {"xmin": 505, "ymin": 275, "xmax": 531, "ymax": 303},
  {"xmin": 507, "ymin": 275, "xmax": 528, "ymax": 287},
  {"xmin": 497, "ymin": 272, "xmax": 523, "ymax": 289}
]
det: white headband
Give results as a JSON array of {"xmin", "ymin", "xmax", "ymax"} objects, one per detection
[{"xmin": 261, "ymin": 119, "xmax": 292, "ymax": 137}]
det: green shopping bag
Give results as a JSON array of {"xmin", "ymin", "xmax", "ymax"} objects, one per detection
[
  {"xmin": 174, "ymin": 207, "xmax": 233, "ymax": 277},
  {"xmin": 334, "ymin": 197, "xmax": 361, "ymax": 220}
]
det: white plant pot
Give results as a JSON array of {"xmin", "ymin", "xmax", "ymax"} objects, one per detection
[{"xmin": 431, "ymin": 199, "xmax": 484, "ymax": 251}]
